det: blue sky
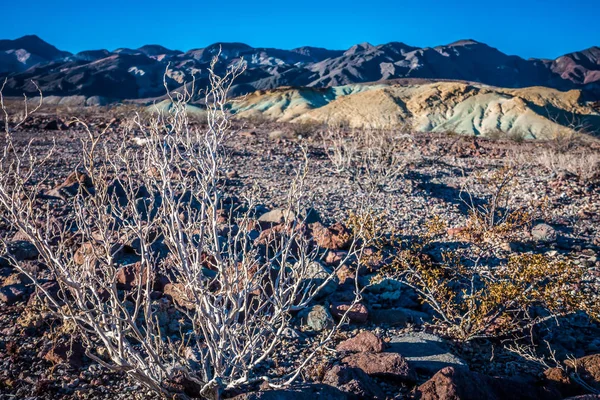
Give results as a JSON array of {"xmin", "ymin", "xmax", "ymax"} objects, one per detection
[{"xmin": 3, "ymin": 0, "xmax": 599, "ymax": 59}]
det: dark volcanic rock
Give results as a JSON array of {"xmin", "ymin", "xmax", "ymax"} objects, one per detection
[
  {"xmin": 342, "ymin": 352, "xmax": 416, "ymax": 382},
  {"xmin": 229, "ymin": 384, "xmax": 348, "ymax": 399},
  {"xmin": 0, "ymin": 283, "xmax": 28, "ymax": 305},
  {"xmin": 388, "ymin": 332, "xmax": 467, "ymax": 375},
  {"xmin": 417, "ymin": 366, "xmax": 561, "ymax": 400},
  {"xmin": 322, "ymin": 365, "xmax": 386, "ymax": 399}
]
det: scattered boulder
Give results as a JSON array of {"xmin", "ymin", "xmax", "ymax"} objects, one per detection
[
  {"xmin": 342, "ymin": 352, "xmax": 416, "ymax": 382},
  {"xmin": 43, "ymin": 118, "xmax": 67, "ymax": 131},
  {"xmin": 369, "ymin": 307, "xmax": 430, "ymax": 326},
  {"xmin": 310, "ymin": 222, "xmax": 352, "ymax": 250},
  {"xmin": 258, "ymin": 208, "xmax": 295, "ymax": 224},
  {"xmin": 300, "ymin": 304, "xmax": 334, "ymax": 332},
  {"xmin": 229, "ymin": 383, "xmax": 347, "ymax": 399},
  {"xmin": 330, "ymin": 302, "xmax": 368, "ymax": 323},
  {"xmin": 42, "ymin": 337, "xmax": 85, "ymax": 368},
  {"xmin": 0, "ymin": 240, "xmax": 39, "ymax": 268},
  {"xmin": 0, "ymin": 283, "xmax": 28, "ymax": 305},
  {"xmin": 564, "ymin": 354, "xmax": 600, "ymax": 392},
  {"xmin": 47, "ymin": 171, "xmax": 94, "ymax": 199},
  {"xmin": 302, "ymin": 260, "xmax": 338, "ymax": 299},
  {"xmin": 163, "ymin": 283, "xmax": 194, "ymax": 310},
  {"xmin": 388, "ymin": 332, "xmax": 467, "ymax": 375},
  {"xmin": 336, "ymin": 331, "xmax": 385, "ymax": 353},
  {"xmin": 322, "ymin": 365, "xmax": 386, "ymax": 399},
  {"xmin": 531, "ymin": 223, "xmax": 558, "ymax": 243},
  {"xmin": 417, "ymin": 366, "xmax": 561, "ymax": 400}
]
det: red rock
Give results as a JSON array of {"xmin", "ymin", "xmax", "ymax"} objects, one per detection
[
  {"xmin": 116, "ymin": 262, "xmax": 153, "ymax": 290},
  {"xmin": 43, "ymin": 337, "xmax": 85, "ymax": 368},
  {"xmin": 342, "ymin": 352, "xmax": 416, "ymax": 382},
  {"xmin": 164, "ymin": 283, "xmax": 194, "ymax": 310},
  {"xmin": 310, "ymin": 222, "xmax": 352, "ymax": 250},
  {"xmin": 330, "ymin": 302, "xmax": 369, "ymax": 323},
  {"xmin": 322, "ymin": 365, "xmax": 386, "ymax": 399},
  {"xmin": 336, "ymin": 331, "xmax": 385, "ymax": 353},
  {"xmin": 417, "ymin": 366, "xmax": 561, "ymax": 400},
  {"xmin": 565, "ymin": 354, "xmax": 600, "ymax": 392},
  {"xmin": 324, "ymin": 250, "xmax": 349, "ymax": 266},
  {"xmin": 335, "ymin": 264, "xmax": 355, "ymax": 286}
]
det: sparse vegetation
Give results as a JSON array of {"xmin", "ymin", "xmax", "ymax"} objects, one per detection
[{"xmin": 0, "ymin": 56, "xmax": 599, "ymax": 400}]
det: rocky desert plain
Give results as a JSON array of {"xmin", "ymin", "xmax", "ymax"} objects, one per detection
[{"xmin": 0, "ymin": 35, "xmax": 599, "ymax": 400}]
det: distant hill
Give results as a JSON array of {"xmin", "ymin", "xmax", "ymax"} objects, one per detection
[
  {"xmin": 0, "ymin": 35, "xmax": 71, "ymax": 74},
  {"xmin": 229, "ymin": 81, "xmax": 600, "ymax": 137},
  {"xmin": 0, "ymin": 35, "xmax": 599, "ymax": 102}
]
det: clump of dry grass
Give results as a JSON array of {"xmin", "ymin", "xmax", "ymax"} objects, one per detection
[{"xmin": 536, "ymin": 150, "xmax": 600, "ymax": 181}]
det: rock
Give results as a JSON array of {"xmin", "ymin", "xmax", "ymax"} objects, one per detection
[
  {"xmin": 301, "ymin": 260, "xmax": 338, "ymax": 299},
  {"xmin": 229, "ymin": 384, "xmax": 347, "ymax": 399},
  {"xmin": 322, "ymin": 365, "xmax": 386, "ymax": 399},
  {"xmin": 47, "ymin": 171, "xmax": 94, "ymax": 199},
  {"xmin": 258, "ymin": 208, "xmax": 296, "ymax": 224},
  {"xmin": 4, "ymin": 240, "xmax": 39, "ymax": 262},
  {"xmin": 388, "ymin": 332, "xmax": 467, "ymax": 375},
  {"xmin": 301, "ymin": 304, "xmax": 334, "ymax": 332},
  {"xmin": 336, "ymin": 331, "xmax": 385, "ymax": 353},
  {"xmin": 565, "ymin": 354, "xmax": 600, "ymax": 392},
  {"xmin": 43, "ymin": 119, "xmax": 67, "ymax": 130},
  {"xmin": 0, "ymin": 283, "xmax": 28, "ymax": 305},
  {"xmin": 310, "ymin": 222, "xmax": 352, "ymax": 250},
  {"xmin": 164, "ymin": 283, "xmax": 194, "ymax": 310},
  {"xmin": 116, "ymin": 262, "xmax": 153, "ymax": 290},
  {"xmin": 335, "ymin": 264, "xmax": 355, "ymax": 286},
  {"xmin": 324, "ymin": 250, "xmax": 349, "ymax": 267},
  {"xmin": 330, "ymin": 302, "xmax": 368, "ymax": 323},
  {"xmin": 342, "ymin": 352, "xmax": 416, "ymax": 382},
  {"xmin": 369, "ymin": 307, "xmax": 430, "ymax": 326},
  {"xmin": 417, "ymin": 366, "xmax": 561, "ymax": 400},
  {"xmin": 42, "ymin": 337, "xmax": 85, "ymax": 368},
  {"xmin": 531, "ymin": 223, "xmax": 558, "ymax": 243}
]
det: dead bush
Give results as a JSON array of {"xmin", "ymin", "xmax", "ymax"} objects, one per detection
[
  {"xmin": 0, "ymin": 59, "xmax": 372, "ymax": 398},
  {"xmin": 321, "ymin": 125, "xmax": 419, "ymax": 193}
]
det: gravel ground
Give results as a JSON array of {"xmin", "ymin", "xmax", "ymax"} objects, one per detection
[{"xmin": 1, "ymin": 112, "xmax": 599, "ymax": 399}]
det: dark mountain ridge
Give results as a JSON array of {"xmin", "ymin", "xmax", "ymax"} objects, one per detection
[{"xmin": 1, "ymin": 35, "xmax": 599, "ymax": 102}]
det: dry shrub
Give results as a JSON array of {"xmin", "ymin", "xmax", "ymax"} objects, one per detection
[
  {"xmin": 458, "ymin": 165, "xmax": 539, "ymax": 246},
  {"xmin": 290, "ymin": 120, "xmax": 324, "ymax": 138},
  {"xmin": 386, "ymin": 244, "xmax": 596, "ymax": 341},
  {"xmin": 321, "ymin": 125, "xmax": 419, "ymax": 193},
  {"xmin": 536, "ymin": 150, "xmax": 600, "ymax": 181},
  {"xmin": 0, "ymin": 59, "xmax": 372, "ymax": 398}
]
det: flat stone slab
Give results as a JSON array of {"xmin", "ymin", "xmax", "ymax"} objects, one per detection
[
  {"xmin": 369, "ymin": 307, "xmax": 430, "ymax": 326},
  {"xmin": 388, "ymin": 332, "xmax": 468, "ymax": 376}
]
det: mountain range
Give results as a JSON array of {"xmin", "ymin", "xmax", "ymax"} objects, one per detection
[{"xmin": 0, "ymin": 35, "xmax": 599, "ymax": 103}]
